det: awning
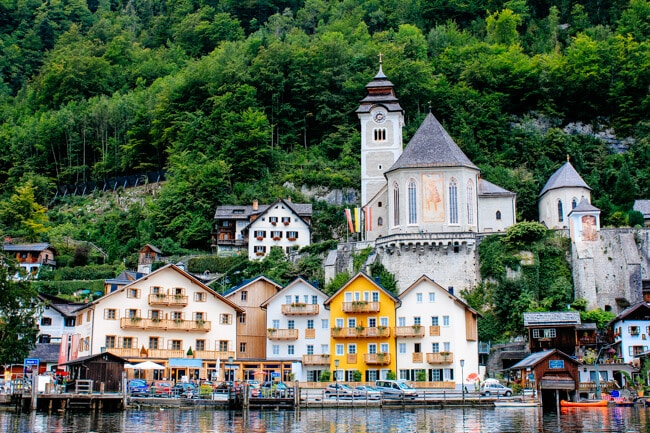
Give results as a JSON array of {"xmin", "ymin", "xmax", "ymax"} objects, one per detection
[{"xmin": 168, "ymin": 358, "xmax": 203, "ymax": 368}]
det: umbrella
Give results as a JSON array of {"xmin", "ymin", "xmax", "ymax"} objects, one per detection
[
  {"xmin": 466, "ymin": 373, "xmax": 480, "ymax": 382},
  {"xmin": 132, "ymin": 361, "xmax": 166, "ymax": 370},
  {"xmin": 124, "ymin": 363, "xmax": 135, "ymax": 369}
]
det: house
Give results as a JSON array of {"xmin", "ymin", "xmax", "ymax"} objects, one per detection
[
  {"xmin": 611, "ymin": 302, "xmax": 650, "ymax": 364},
  {"xmin": 396, "ymin": 275, "xmax": 479, "ymax": 387},
  {"xmin": 324, "ymin": 272, "xmax": 400, "ymax": 382},
  {"xmin": 2, "ymin": 242, "xmax": 57, "ymax": 278},
  {"xmin": 260, "ymin": 277, "xmax": 330, "ymax": 382},
  {"xmin": 633, "ymin": 200, "xmax": 650, "ymax": 226},
  {"xmin": 538, "ymin": 160, "xmax": 592, "ymax": 230},
  {"xmin": 213, "ymin": 198, "xmax": 312, "ymax": 259},
  {"xmin": 71, "ymin": 264, "xmax": 243, "ymax": 382},
  {"xmin": 60, "ymin": 352, "xmax": 128, "ymax": 393},
  {"xmin": 104, "ymin": 270, "xmax": 146, "ymax": 294},
  {"xmin": 523, "ymin": 311, "xmax": 582, "ymax": 356},
  {"xmin": 137, "ymin": 244, "xmax": 165, "ymax": 274},
  {"xmin": 36, "ymin": 293, "xmax": 84, "ymax": 345}
]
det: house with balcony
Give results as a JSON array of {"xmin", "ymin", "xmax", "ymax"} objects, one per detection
[
  {"xmin": 523, "ymin": 311, "xmax": 583, "ymax": 356},
  {"xmin": 3, "ymin": 242, "xmax": 57, "ymax": 278},
  {"xmin": 260, "ymin": 277, "xmax": 330, "ymax": 382},
  {"xmin": 213, "ymin": 198, "xmax": 312, "ymax": 259},
  {"xmin": 611, "ymin": 302, "xmax": 650, "ymax": 364},
  {"xmin": 137, "ymin": 244, "xmax": 165, "ymax": 274},
  {"xmin": 71, "ymin": 264, "xmax": 243, "ymax": 382},
  {"xmin": 396, "ymin": 275, "xmax": 479, "ymax": 387},
  {"xmin": 324, "ymin": 272, "xmax": 400, "ymax": 382}
]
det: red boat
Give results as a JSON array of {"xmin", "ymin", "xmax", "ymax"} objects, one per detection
[{"xmin": 560, "ymin": 399, "xmax": 608, "ymax": 407}]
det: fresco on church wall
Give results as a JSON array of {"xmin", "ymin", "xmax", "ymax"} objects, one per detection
[
  {"xmin": 582, "ymin": 215, "xmax": 598, "ymax": 241},
  {"xmin": 422, "ymin": 173, "xmax": 445, "ymax": 222}
]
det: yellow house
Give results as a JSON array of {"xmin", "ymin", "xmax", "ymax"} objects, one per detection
[{"xmin": 324, "ymin": 272, "xmax": 400, "ymax": 382}]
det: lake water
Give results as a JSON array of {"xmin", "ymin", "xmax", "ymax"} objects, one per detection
[{"xmin": 2, "ymin": 405, "xmax": 650, "ymax": 432}]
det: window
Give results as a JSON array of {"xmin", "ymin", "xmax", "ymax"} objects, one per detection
[
  {"xmin": 372, "ymin": 292, "xmax": 380, "ymax": 302},
  {"xmin": 467, "ymin": 180, "xmax": 474, "ymax": 225},
  {"xmin": 285, "ymin": 295, "xmax": 292, "ymax": 304},
  {"xmin": 393, "ymin": 183, "xmax": 400, "ymax": 226},
  {"xmin": 272, "ymin": 319, "xmax": 280, "ymax": 329},
  {"xmin": 629, "ymin": 326, "xmax": 641, "ymax": 336},
  {"xmin": 558, "ymin": 200, "xmax": 564, "ymax": 222},
  {"xmin": 87, "ymin": 311, "xmax": 92, "ymax": 321},
  {"xmin": 398, "ymin": 317, "xmax": 406, "ymax": 326},
  {"xmin": 105, "ymin": 336, "xmax": 116, "ymax": 349},
  {"xmin": 281, "ymin": 217, "xmax": 291, "ymax": 224},
  {"xmin": 195, "ymin": 292, "xmax": 207, "ymax": 302},
  {"xmin": 40, "ymin": 317, "xmax": 52, "ymax": 326},
  {"xmin": 408, "ymin": 180, "xmax": 417, "ymax": 224},
  {"xmin": 443, "ymin": 342, "xmax": 450, "ymax": 352},
  {"xmin": 429, "ymin": 293, "xmax": 435, "ymax": 303},
  {"xmin": 368, "ymin": 344, "xmax": 377, "ymax": 354},
  {"xmin": 414, "ymin": 317, "xmax": 421, "ymax": 326},
  {"xmin": 380, "ymin": 343, "xmax": 389, "ymax": 353},
  {"xmin": 532, "ymin": 328, "xmax": 557, "ymax": 338},
  {"xmin": 104, "ymin": 309, "xmax": 116, "ymax": 320},
  {"xmin": 321, "ymin": 344, "xmax": 329, "ymax": 354},
  {"xmin": 368, "ymin": 317, "xmax": 376, "ymax": 328},
  {"xmin": 307, "ymin": 345, "xmax": 314, "ymax": 355},
  {"xmin": 443, "ymin": 316, "xmax": 450, "ymax": 326},
  {"xmin": 380, "ymin": 317, "xmax": 388, "ymax": 327},
  {"xmin": 127, "ymin": 309, "xmax": 139, "ymax": 319},
  {"xmin": 149, "ymin": 337, "xmax": 160, "ymax": 350},
  {"xmin": 240, "ymin": 342, "xmax": 246, "ymax": 353},
  {"xmin": 431, "ymin": 316, "xmax": 439, "ymax": 326},
  {"xmin": 271, "ymin": 345, "xmax": 278, "ymax": 355},
  {"xmin": 239, "ymin": 313, "xmax": 246, "ymax": 324},
  {"xmin": 77, "ymin": 314, "xmax": 83, "ymax": 325},
  {"xmin": 572, "ymin": 198, "xmax": 578, "ymax": 209},
  {"xmin": 122, "ymin": 337, "xmax": 134, "ymax": 349},
  {"xmin": 170, "ymin": 340, "xmax": 182, "ymax": 350},
  {"xmin": 220, "ymin": 314, "xmax": 232, "ymax": 325},
  {"xmin": 432, "ymin": 342, "xmax": 439, "ymax": 353},
  {"xmin": 271, "ymin": 231, "xmax": 282, "ymax": 239},
  {"xmin": 150, "ymin": 310, "xmax": 161, "ymax": 319},
  {"xmin": 269, "ymin": 216, "xmax": 279, "ymax": 224},
  {"xmin": 253, "ymin": 246, "xmax": 266, "ymax": 255},
  {"xmin": 241, "ymin": 291, "xmax": 248, "ymax": 301},
  {"xmin": 374, "ymin": 128, "xmax": 386, "ymax": 141},
  {"xmin": 172, "ymin": 311, "xmax": 183, "ymax": 320},
  {"xmin": 336, "ymin": 344, "xmax": 344, "ymax": 355},
  {"xmin": 416, "ymin": 293, "xmax": 423, "ymax": 303},
  {"xmin": 496, "ymin": 210, "xmax": 502, "ymax": 220},
  {"xmin": 348, "ymin": 344, "xmax": 357, "ymax": 354},
  {"xmin": 414, "ymin": 343, "xmax": 421, "ymax": 353},
  {"xmin": 288, "ymin": 320, "xmax": 295, "ymax": 329},
  {"xmin": 307, "ymin": 320, "xmax": 314, "ymax": 329},
  {"xmin": 312, "ymin": 295, "xmax": 318, "ymax": 304},
  {"xmin": 399, "ymin": 343, "xmax": 406, "ymax": 354},
  {"xmin": 287, "ymin": 231, "xmax": 299, "ymax": 240},
  {"xmin": 193, "ymin": 312, "xmax": 205, "ymax": 321},
  {"xmin": 377, "ymin": 217, "xmax": 383, "ymax": 226},
  {"xmin": 219, "ymin": 341, "xmax": 228, "ymax": 352},
  {"xmin": 348, "ymin": 318, "xmax": 356, "ymax": 328},
  {"xmin": 335, "ymin": 318, "xmax": 344, "ymax": 328},
  {"xmin": 64, "ymin": 318, "xmax": 75, "ymax": 327},
  {"xmin": 288, "ymin": 345, "xmax": 295, "ymax": 355},
  {"xmin": 449, "ymin": 178, "xmax": 458, "ymax": 224},
  {"xmin": 322, "ymin": 319, "xmax": 329, "ymax": 329},
  {"xmin": 127, "ymin": 288, "xmax": 140, "ymax": 299}
]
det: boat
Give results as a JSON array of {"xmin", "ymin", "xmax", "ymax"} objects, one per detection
[
  {"xmin": 494, "ymin": 400, "xmax": 540, "ymax": 407},
  {"xmin": 560, "ymin": 399, "xmax": 608, "ymax": 407}
]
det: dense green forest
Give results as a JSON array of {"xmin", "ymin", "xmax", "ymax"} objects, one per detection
[{"xmin": 0, "ymin": 0, "xmax": 648, "ymax": 260}]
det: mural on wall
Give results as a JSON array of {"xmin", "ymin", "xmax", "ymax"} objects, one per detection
[
  {"xmin": 582, "ymin": 215, "xmax": 598, "ymax": 241},
  {"xmin": 422, "ymin": 173, "xmax": 445, "ymax": 222}
]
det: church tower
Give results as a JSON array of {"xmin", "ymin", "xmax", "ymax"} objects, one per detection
[{"xmin": 356, "ymin": 58, "xmax": 404, "ymax": 207}]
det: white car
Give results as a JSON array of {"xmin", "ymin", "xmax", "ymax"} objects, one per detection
[{"xmin": 480, "ymin": 382, "xmax": 513, "ymax": 396}]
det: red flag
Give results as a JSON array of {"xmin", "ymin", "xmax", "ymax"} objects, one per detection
[
  {"xmin": 58, "ymin": 334, "xmax": 69, "ymax": 366},
  {"xmin": 345, "ymin": 209, "xmax": 354, "ymax": 233},
  {"xmin": 70, "ymin": 334, "xmax": 80, "ymax": 360},
  {"xmin": 364, "ymin": 206, "xmax": 373, "ymax": 231}
]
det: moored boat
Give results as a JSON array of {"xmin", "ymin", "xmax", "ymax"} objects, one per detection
[
  {"xmin": 494, "ymin": 400, "xmax": 540, "ymax": 407},
  {"xmin": 560, "ymin": 399, "xmax": 608, "ymax": 407}
]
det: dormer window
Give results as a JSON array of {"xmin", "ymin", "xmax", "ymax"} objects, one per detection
[{"xmin": 269, "ymin": 216, "xmax": 278, "ymax": 225}]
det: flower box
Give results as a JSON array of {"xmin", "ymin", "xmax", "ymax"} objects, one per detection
[
  {"xmin": 256, "ymin": 236, "xmax": 264, "ymax": 241},
  {"xmin": 287, "ymin": 237, "xmax": 296, "ymax": 241},
  {"xmin": 273, "ymin": 236, "xmax": 280, "ymax": 241}
]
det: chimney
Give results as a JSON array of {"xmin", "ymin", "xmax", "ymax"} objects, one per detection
[
  {"xmin": 252, "ymin": 199, "xmax": 258, "ymax": 211},
  {"xmin": 448, "ymin": 286, "xmax": 454, "ymax": 295},
  {"xmin": 286, "ymin": 197, "xmax": 292, "ymax": 203}
]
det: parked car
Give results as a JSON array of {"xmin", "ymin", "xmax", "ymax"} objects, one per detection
[
  {"xmin": 172, "ymin": 382, "xmax": 198, "ymax": 398},
  {"xmin": 374, "ymin": 380, "xmax": 418, "ymax": 399},
  {"xmin": 150, "ymin": 380, "xmax": 173, "ymax": 397},
  {"xmin": 127, "ymin": 379, "xmax": 150, "ymax": 397},
  {"xmin": 353, "ymin": 385, "xmax": 382, "ymax": 400},
  {"xmin": 261, "ymin": 381, "xmax": 291, "ymax": 397},
  {"xmin": 480, "ymin": 382, "xmax": 513, "ymax": 397},
  {"xmin": 324, "ymin": 383, "xmax": 355, "ymax": 399}
]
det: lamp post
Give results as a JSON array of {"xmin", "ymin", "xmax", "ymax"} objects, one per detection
[
  {"xmin": 228, "ymin": 356, "xmax": 234, "ymax": 383},
  {"xmin": 334, "ymin": 359, "xmax": 340, "ymax": 400},
  {"xmin": 594, "ymin": 343, "xmax": 615, "ymax": 399},
  {"xmin": 460, "ymin": 359, "xmax": 465, "ymax": 405}
]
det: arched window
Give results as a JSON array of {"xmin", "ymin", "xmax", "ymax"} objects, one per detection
[
  {"xmin": 408, "ymin": 179, "xmax": 417, "ymax": 224},
  {"xmin": 393, "ymin": 183, "xmax": 400, "ymax": 226},
  {"xmin": 496, "ymin": 210, "xmax": 502, "ymax": 220},
  {"xmin": 467, "ymin": 180, "xmax": 474, "ymax": 225},
  {"xmin": 572, "ymin": 198, "xmax": 578, "ymax": 209},
  {"xmin": 558, "ymin": 200, "xmax": 564, "ymax": 223},
  {"xmin": 377, "ymin": 217, "xmax": 383, "ymax": 226},
  {"xmin": 449, "ymin": 178, "xmax": 458, "ymax": 224}
]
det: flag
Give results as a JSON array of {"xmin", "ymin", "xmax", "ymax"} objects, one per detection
[
  {"xmin": 70, "ymin": 334, "xmax": 80, "ymax": 360},
  {"xmin": 364, "ymin": 206, "xmax": 373, "ymax": 231},
  {"xmin": 354, "ymin": 208, "xmax": 360, "ymax": 233},
  {"xmin": 58, "ymin": 333, "xmax": 69, "ymax": 366},
  {"xmin": 345, "ymin": 209, "xmax": 354, "ymax": 233}
]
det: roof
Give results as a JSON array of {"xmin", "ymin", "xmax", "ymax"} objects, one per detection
[
  {"xmin": 222, "ymin": 275, "xmax": 283, "ymax": 298},
  {"xmin": 60, "ymin": 352, "xmax": 128, "ymax": 366},
  {"xmin": 510, "ymin": 349, "xmax": 579, "ymax": 369},
  {"xmin": 323, "ymin": 272, "xmax": 401, "ymax": 306},
  {"xmin": 386, "ymin": 113, "xmax": 478, "ymax": 173},
  {"xmin": 140, "ymin": 244, "xmax": 163, "ymax": 254},
  {"xmin": 104, "ymin": 270, "xmax": 145, "ymax": 285},
  {"xmin": 523, "ymin": 311, "xmax": 581, "ymax": 327},
  {"xmin": 478, "ymin": 179, "xmax": 516, "ymax": 197},
  {"xmin": 243, "ymin": 198, "xmax": 312, "ymax": 231},
  {"xmin": 38, "ymin": 293, "xmax": 87, "ymax": 316},
  {"xmin": 3, "ymin": 242, "xmax": 53, "ymax": 252},
  {"xmin": 260, "ymin": 277, "xmax": 327, "ymax": 308},
  {"xmin": 215, "ymin": 200, "xmax": 312, "ymax": 220},
  {"xmin": 633, "ymin": 200, "xmax": 650, "ymax": 217},
  {"xmin": 355, "ymin": 63, "xmax": 403, "ymax": 114},
  {"xmin": 611, "ymin": 302, "xmax": 650, "ymax": 323},
  {"xmin": 398, "ymin": 274, "xmax": 480, "ymax": 317},
  {"xmin": 28, "ymin": 343, "xmax": 62, "ymax": 363},
  {"xmin": 569, "ymin": 197, "xmax": 600, "ymax": 213},
  {"xmin": 539, "ymin": 161, "xmax": 591, "ymax": 197}
]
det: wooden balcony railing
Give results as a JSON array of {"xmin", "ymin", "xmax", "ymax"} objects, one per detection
[
  {"xmin": 412, "ymin": 352, "xmax": 423, "ymax": 363},
  {"xmin": 331, "ymin": 327, "xmax": 390, "ymax": 339},
  {"xmin": 148, "ymin": 294, "xmax": 189, "ymax": 306},
  {"xmin": 395, "ymin": 326, "xmax": 425, "ymax": 338},
  {"xmin": 106, "ymin": 348, "xmax": 186, "ymax": 359},
  {"xmin": 120, "ymin": 317, "xmax": 211, "ymax": 332},
  {"xmin": 347, "ymin": 353, "xmax": 357, "ymax": 364},
  {"xmin": 429, "ymin": 325, "xmax": 441, "ymax": 336},
  {"xmin": 341, "ymin": 301, "xmax": 380, "ymax": 313},
  {"xmin": 281, "ymin": 303, "xmax": 319, "ymax": 315},
  {"xmin": 305, "ymin": 328, "xmax": 316, "ymax": 339},
  {"xmin": 364, "ymin": 353, "xmax": 391, "ymax": 365},
  {"xmin": 193, "ymin": 350, "xmax": 235, "ymax": 360},
  {"xmin": 302, "ymin": 354, "xmax": 330, "ymax": 365},
  {"xmin": 267, "ymin": 328, "xmax": 299, "ymax": 340},
  {"xmin": 331, "ymin": 327, "xmax": 359, "ymax": 338},
  {"xmin": 426, "ymin": 352, "xmax": 454, "ymax": 364}
]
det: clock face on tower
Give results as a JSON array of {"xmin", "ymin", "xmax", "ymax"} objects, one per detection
[{"xmin": 373, "ymin": 110, "xmax": 386, "ymax": 124}]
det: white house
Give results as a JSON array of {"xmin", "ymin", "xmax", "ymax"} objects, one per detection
[
  {"xmin": 611, "ymin": 302, "xmax": 650, "ymax": 364},
  {"xmin": 260, "ymin": 277, "xmax": 330, "ymax": 382},
  {"xmin": 396, "ymin": 275, "xmax": 479, "ymax": 386},
  {"xmin": 71, "ymin": 264, "xmax": 243, "ymax": 382}
]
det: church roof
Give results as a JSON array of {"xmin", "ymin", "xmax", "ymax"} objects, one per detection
[
  {"xmin": 539, "ymin": 161, "xmax": 591, "ymax": 197},
  {"xmin": 569, "ymin": 197, "xmax": 600, "ymax": 213},
  {"xmin": 633, "ymin": 200, "xmax": 650, "ymax": 217},
  {"xmin": 386, "ymin": 112, "xmax": 478, "ymax": 173},
  {"xmin": 479, "ymin": 179, "xmax": 515, "ymax": 197},
  {"xmin": 356, "ymin": 63, "xmax": 403, "ymax": 114}
]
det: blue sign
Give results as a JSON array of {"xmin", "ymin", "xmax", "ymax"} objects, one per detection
[
  {"xmin": 549, "ymin": 359, "xmax": 564, "ymax": 369},
  {"xmin": 24, "ymin": 358, "xmax": 39, "ymax": 367},
  {"xmin": 271, "ymin": 372, "xmax": 280, "ymax": 378}
]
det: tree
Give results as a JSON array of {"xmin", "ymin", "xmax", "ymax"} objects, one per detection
[
  {"xmin": 0, "ymin": 180, "xmax": 49, "ymax": 241},
  {"xmin": 0, "ymin": 265, "xmax": 42, "ymax": 365}
]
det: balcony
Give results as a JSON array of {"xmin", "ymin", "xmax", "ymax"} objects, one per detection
[
  {"xmin": 395, "ymin": 326, "xmax": 425, "ymax": 338},
  {"xmin": 426, "ymin": 352, "xmax": 454, "ymax": 364},
  {"xmin": 193, "ymin": 350, "xmax": 235, "ymax": 360},
  {"xmin": 429, "ymin": 325, "xmax": 441, "ymax": 336},
  {"xmin": 281, "ymin": 303, "xmax": 319, "ymax": 315},
  {"xmin": 364, "ymin": 353, "xmax": 391, "ymax": 365},
  {"xmin": 120, "ymin": 317, "xmax": 211, "ymax": 332},
  {"xmin": 267, "ymin": 328, "xmax": 299, "ymax": 340},
  {"xmin": 412, "ymin": 352, "xmax": 423, "ymax": 363},
  {"xmin": 302, "ymin": 354, "xmax": 330, "ymax": 365},
  {"xmin": 331, "ymin": 326, "xmax": 391, "ymax": 339},
  {"xmin": 305, "ymin": 328, "xmax": 316, "ymax": 339},
  {"xmin": 148, "ymin": 294, "xmax": 188, "ymax": 307},
  {"xmin": 342, "ymin": 301, "xmax": 380, "ymax": 313},
  {"xmin": 107, "ymin": 348, "xmax": 186, "ymax": 359}
]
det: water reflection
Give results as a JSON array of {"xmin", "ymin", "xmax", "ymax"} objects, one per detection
[{"xmin": 2, "ymin": 405, "xmax": 650, "ymax": 433}]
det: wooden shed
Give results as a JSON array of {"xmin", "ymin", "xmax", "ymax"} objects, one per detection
[{"xmin": 61, "ymin": 352, "xmax": 127, "ymax": 393}]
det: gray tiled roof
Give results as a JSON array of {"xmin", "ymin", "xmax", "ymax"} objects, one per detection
[
  {"xmin": 523, "ymin": 311, "xmax": 581, "ymax": 326},
  {"xmin": 28, "ymin": 343, "xmax": 62, "ymax": 363},
  {"xmin": 387, "ymin": 113, "xmax": 478, "ymax": 173},
  {"xmin": 539, "ymin": 161, "xmax": 591, "ymax": 197},
  {"xmin": 3, "ymin": 242, "xmax": 51, "ymax": 252},
  {"xmin": 479, "ymin": 179, "xmax": 515, "ymax": 197},
  {"xmin": 633, "ymin": 200, "xmax": 650, "ymax": 217},
  {"xmin": 569, "ymin": 197, "xmax": 600, "ymax": 213},
  {"xmin": 214, "ymin": 202, "xmax": 312, "ymax": 219}
]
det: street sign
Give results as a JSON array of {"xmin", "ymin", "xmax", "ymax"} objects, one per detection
[
  {"xmin": 24, "ymin": 358, "xmax": 39, "ymax": 368},
  {"xmin": 271, "ymin": 372, "xmax": 280, "ymax": 378}
]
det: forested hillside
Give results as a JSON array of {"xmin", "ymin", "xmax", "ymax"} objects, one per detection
[{"xmin": 0, "ymin": 0, "xmax": 648, "ymax": 262}]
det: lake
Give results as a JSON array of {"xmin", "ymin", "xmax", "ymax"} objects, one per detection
[{"xmin": 2, "ymin": 405, "xmax": 650, "ymax": 432}]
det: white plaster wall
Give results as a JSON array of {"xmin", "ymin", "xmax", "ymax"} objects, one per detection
[
  {"xmin": 39, "ymin": 307, "xmax": 67, "ymax": 342},
  {"xmin": 478, "ymin": 196, "xmax": 516, "ymax": 233},
  {"xmin": 248, "ymin": 204, "xmax": 311, "ymax": 260},
  {"xmin": 539, "ymin": 187, "xmax": 591, "ymax": 229}
]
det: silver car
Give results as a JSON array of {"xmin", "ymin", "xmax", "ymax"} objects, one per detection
[
  {"xmin": 480, "ymin": 382, "xmax": 513, "ymax": 396},
  {"xmin": 354, "ymin": 385, "xmax": 381, "ymax": 400}
]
